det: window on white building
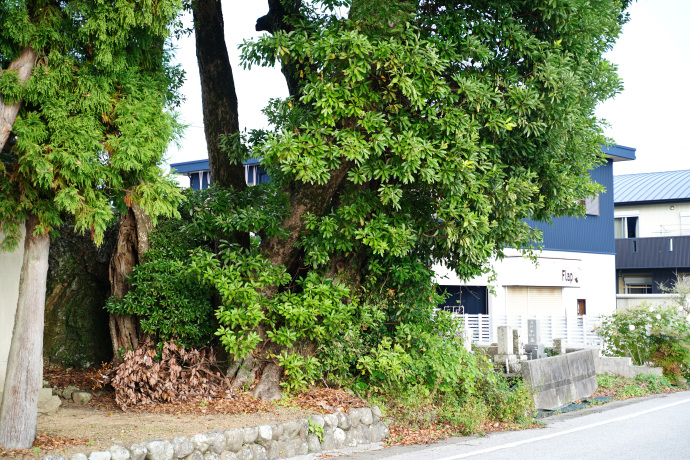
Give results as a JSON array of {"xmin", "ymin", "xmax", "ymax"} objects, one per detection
[
  {"xmin": 623, "ymin": 275, "xmax": 652, "ymax": 294},
  {"xmin": 680, "ymin": 213, "xmax": 690, "ymax": 236},
  {"xmin": 615, "ymin": 216, "xmax": 639, "ymax": 238}
]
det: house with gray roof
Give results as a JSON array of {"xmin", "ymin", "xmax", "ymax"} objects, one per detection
[{"xmin": 614, "ymin": 170, "xmax": 690, "ymax": 295}]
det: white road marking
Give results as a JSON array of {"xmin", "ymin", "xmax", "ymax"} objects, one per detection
[{"xmin": 438, "ymin": 397, "xmax": 690, "ymax": 460}]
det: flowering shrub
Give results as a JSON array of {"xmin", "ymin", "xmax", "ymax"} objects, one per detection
[{"xmin": 595, "ymin": 302, "xmax": 690, "ymax": 383}]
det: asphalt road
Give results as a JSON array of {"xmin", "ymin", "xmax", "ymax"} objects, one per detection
[{"xmin": 330, "ymin": 390, "xmax": 690, "ymax": 460}]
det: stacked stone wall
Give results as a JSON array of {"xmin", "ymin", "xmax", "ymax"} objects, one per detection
[{"xmin": 41, "ymin": 406, "xmax": 389, "ymax": 460}]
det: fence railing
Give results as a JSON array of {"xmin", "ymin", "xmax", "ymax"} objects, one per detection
[{"xmin": 442, "ymin": 310, "xmax": 602, "ymax": 347}]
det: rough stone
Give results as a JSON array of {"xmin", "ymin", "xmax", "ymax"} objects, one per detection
[
  {"xmin": 277, "ymin": 440, "xmax": 294, "ymax": 459},
  {"xmin": 183, "ymin": 454, "xmax": 202, "ymax": 460},
  {"xmin": 349, "ymin": 407, "xmax": 372, "ymax": 426},
  {"xmin": 344, "ymin": 428, "xmax": 358, "ymax": 447},
  {"xmin": 306, "ymin": 434, "xmax": 321, "ymax": 453},
  {"xmin": 109, "ymin": 445, "xmax": 131, "ymax": 460},
  {"xmin": 62, "ymin": 385, "xmax": 78, "ymax": 399},
  {"xmin": 497, "ymin": 326, "xmax": 514, "ymax": 355},
  {"xmin": 71, "ymin": 454, "xmax": 88, "ymax": 460},
  {"xmin": 369, "ymin": 424, "xmax": 383, "ymax": 443},
  {"xmin": 371, "ymin": 406, "xmax": 382, "ymax": 424},
  {"xmin": 219, "ymin": 453, "xmax": 239, "ymax": 460},
  {"xmin": 292, "ymin": 438, "xmax": 308, "ymax": 456},
  {"xmin": 129, "ymin": 443, "xmax": 147, "ymax": 460},
  {"xmin": 202, "ymin": 454, "xmax": 220, "ymax": 460},
  {"xmin": 321, "ymin": 431, "xmax": 335, "ymax": 451},
  {"xmin": 238, "ymin": 446, "xmax": 253, "ymax": 460},
  {"xmin": 206, "ymin": 431, "xmax": 226, "ymax": 454},
  {"xmin": 44, "ymin": 222, "xmax": 116, "ymax": 368},
  {"xmin": 251, "ymin": 444, "xmax": 268, "ymax": 460},
  {"xmin": 243, "ymin": 426, "xmax": 259, "ymax": 444},
  {"xmin": 279, "ymin": 420, "xmax": 301, "ymax": 440},
  {"xmin": 336, "ymin": 411, "xmax": 351, "ymax": 430},
  {"xmin": 223, "ymin": 429, "xmax": 243, "ymax": 453},
  {"xmin": 323, "ymin": 414, "xmax": 338, "ymax": 430},
  {"xmin": 171, "ymin": 437, "xmax": 194, "ymax": 459},
  {"xmin": 38, "ymin": 391, "xmax": 62, "ymax": 415},
  {"xmin": 513, "ymin": 329, "xmax": 524, "ymax": 356},
  {"xmin": 375, "ymin": 422, "xmax": 390, "ymax": 440},
  {"xmin": 332, "ymin": 428, "xmax": 346, "ymax": 449},
  {"xmin": 257, "ymin": 425, "xmax": 273, "ymax": 443},
  {"xmin": 308, "ymin": 414, "xmax": 325, "ymax": 429},
  {"xmin": 145, "ymin": 440, "xmax": 174, "ymax": 460},
  {"xmin": 357, "ymin": 424, "xmax": 371, "ymax": 444},
  {"xmin": 191, "ymin": 434, "xmax": 211, "ymax": 454},
  {"xmin": 552, "ymin": 338, "xmax": 566, "ymax": 355},
  {"xmin": 265, "ymin": 440, "xmax": 279, "ymax": 460},
  {"xmin": 72, "ymin": 390, "xmax": 93, "ymax": 404},
  {"xmin": 299, "ymin": 419, "xmax": 310, "ymax": 439},
  {"xmin": 88, "ymin": 452, "xmax": 111, "ymax": 460},
  {"xmin": 269, "ymin": 424, "xmax": 282, "ymax": 441},
  {"xmin": 43, "ymin": 456, "xmax": 67, "ymax": 460}
]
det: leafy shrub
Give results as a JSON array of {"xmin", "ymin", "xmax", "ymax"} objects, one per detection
[{"xmin": 595, "ymin": 302, "xmax": 690, "ymax": 383}]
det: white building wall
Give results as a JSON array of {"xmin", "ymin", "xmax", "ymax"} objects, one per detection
[
  {"xmin": 0, "ymin": 225, "xmax": 25, "ymax": 393},
  {"xmin": 434, "ymin": 248, "xmax": 616, "ymax": 318},
  {"xmin": 616, "ymin": 202, "xmax": 690, "ymax": 237}
]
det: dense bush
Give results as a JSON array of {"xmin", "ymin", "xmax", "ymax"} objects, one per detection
[{"xmin": 596, "ymin": 302, "xmax": 690, "ymax": 384}]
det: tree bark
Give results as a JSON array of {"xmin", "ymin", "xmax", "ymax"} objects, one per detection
[
  {"xmin": 0, "ymin": 216, "xmax": 50, "ymax": 449},
  {"xmin": 108, "ymin": 205, "xmax": 151, "ymax": 361},
  {"xmin": 0, "ymin": 47, "xmax": 38, "ymax": 152},
  {"xmin": 255, "ymin": 0, "xmax": 304, "ymax": 98},
  {"xmin": 192, "ymin": 0, "xmax": 246, "ymax": 192}
]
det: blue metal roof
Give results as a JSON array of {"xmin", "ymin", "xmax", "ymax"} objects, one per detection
[
  {"xmin": 170, "ymin": 158, "xmax": 261, "ymax": 173},
  {"xmin": 614, "ymin": 170, "xmax": 690, "ymax": 204},
  {"xmin": 169, "ymin": 159, "xmax": 211, "ymax": 174},
  {"xmin": 602, "ymin": 144, "xmax": 636, "ymax": 162}
]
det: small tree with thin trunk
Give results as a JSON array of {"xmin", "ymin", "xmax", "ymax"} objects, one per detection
[{"xmin": 0, "ymin": 0, "xmax": 184, "ymax": 449}]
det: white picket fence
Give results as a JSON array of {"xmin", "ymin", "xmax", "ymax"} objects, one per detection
[{"xmin": 444, "ymin": 312, "xmax": 602, "ymax": 347}]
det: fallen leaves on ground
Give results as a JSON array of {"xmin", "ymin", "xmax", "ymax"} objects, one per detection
[
  {"xmin": 294, "ymin": 387, "xmax": 367, "ymax": 413},
  {"xmin": 0, "ymin": 433, "xmax": 88, "ymax": 457}
]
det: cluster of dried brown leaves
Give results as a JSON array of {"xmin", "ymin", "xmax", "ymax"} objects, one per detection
[{"xmin": 105, "ymin": 340, "xmax": 233, "ymax": 410}]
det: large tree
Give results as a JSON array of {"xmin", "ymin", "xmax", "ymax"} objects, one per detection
[
  {"xmin": 185, "ymin": 0, "xmax": 630, "ymax": 398},
  {"xmin": 0, "ymin": 0, "xmax": 184, "ymax": 449}
]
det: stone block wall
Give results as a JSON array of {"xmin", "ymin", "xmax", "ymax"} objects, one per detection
[{"xmin": 41, "ymin": 406, "xmax": 389, "ymax": 460}]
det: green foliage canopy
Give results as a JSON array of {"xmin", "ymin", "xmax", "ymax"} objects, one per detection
[
  {"xmin": 0, "ymin": 0, "xmax": 185, "ymax": 249},
  {"xmin": 243, "ymin": 0, "xmax": 627, "ymax": 282}
]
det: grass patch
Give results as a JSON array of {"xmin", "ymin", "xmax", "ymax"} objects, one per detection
[{"xmin": 594, "ymin": 373, "xmax": 686, "ymax": 400}]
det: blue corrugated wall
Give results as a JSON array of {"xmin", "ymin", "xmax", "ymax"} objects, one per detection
[{"xmin": 526, "ymin": 161, "xmax": 614, "ymax": 254}]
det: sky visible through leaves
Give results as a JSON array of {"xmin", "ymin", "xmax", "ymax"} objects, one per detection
[{"xmin": 165, "ymin": 0, "xmax": 690, "ymax": 178}]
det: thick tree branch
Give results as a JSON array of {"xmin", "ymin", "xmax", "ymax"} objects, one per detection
[{"xmin": 0, "ymin": 47, "xmax": 38, "ymax": 152}]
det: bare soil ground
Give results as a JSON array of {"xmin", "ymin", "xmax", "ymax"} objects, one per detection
[{"xmin": 0, "ymin": 366, "xmax": 366, "ymax": 459}]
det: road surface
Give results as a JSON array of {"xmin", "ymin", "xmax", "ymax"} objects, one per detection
[{"xmin": 332, "ymin": 390, "xmax": 690, "ymax": 460}]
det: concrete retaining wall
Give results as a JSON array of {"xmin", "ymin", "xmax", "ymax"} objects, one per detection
[
  {"xmin": 594, "ymin": 351, "xmax": 663, "ymax": 378},
  {"xmin": 521, "ymin": 349, "xmax": 598, "ymax": 410}
]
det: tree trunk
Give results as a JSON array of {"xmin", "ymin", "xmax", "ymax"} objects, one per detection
[
  {"xmin": 192, "ymin": 0, "xmax": 246, "ymax": 192},
  {"xmin": 0, "ymin": 47, "xmax": 38, "ymax": 152},
  {"xmin": 255, "ymin": 0, "xmax": 304, "ymax": 98},
  {"xmin": 108, "ymin": 205, "xmax": 151, "ymax": 361},
  {"xmin": 0, "ymin": 216, "xmax": 50, "ymax": 449}
]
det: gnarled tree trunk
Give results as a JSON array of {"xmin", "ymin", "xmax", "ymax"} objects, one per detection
[
  {"xmin": 0, "ymin": 216, "xmax": 50, "ymax": 449},
  {"xmin": 108, "ymin": 204, "xmax": 152, "ymax": 361}
]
